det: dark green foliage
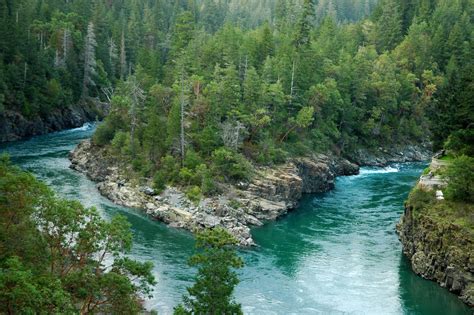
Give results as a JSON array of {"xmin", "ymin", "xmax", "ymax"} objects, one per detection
[
  {"xmin": 373, "ymin": 0, "xmax": 403, "ymax": 51},
  {"xmin": 0, "ymin": 155, "xmax": 155, "ymax": 314},
  {"xmin": 295, "ymin": 0, "xmax": 315, "ymax": 47},
  {"xmin": 93, "ymin": 121, "xmax": 116, "ymax": 146},
  {"xmin": 0, "ymin": 256, "xmax": 74, "ymax": 313},
  {"xmin": 175, "ymin": 227, "xmax": 244, "ymax": 315},
  {"xmin": 211, "ymin": 148, "xmax": 253, "ymax": 182},
  {"xmin": 1, "ymin": 0, "xmax": 473, "ymax": 312},
  {"xmin": 444, "ymin": 156, "xmax": 474, "ymax": 203},
  {"xmin": 445, "ymin": 129, "xmax": 474, "ymax": 157},
  {"xmin": 62, "ymin": 0, "xmax": 472, "ymax": 203},
  {"xmin": 2, "ymin": 0, "xmax": 471, "ymax": 208},
  {"xmin": 407, "ymin": 188, "xmax": 435, "ymax": 213}
]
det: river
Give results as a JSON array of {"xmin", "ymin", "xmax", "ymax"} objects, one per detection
[{"xmin": 0, "ymin": 124, "xmax": 471, "ymax": 315}]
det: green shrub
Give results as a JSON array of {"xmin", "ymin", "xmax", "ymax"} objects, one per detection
[
  {"xmin": 201, "ymin": 175, "xmax": 218, "ymax": 196},
  {"xmin": 93, "ymin": 122, "xmax": 116, "ymax": 146},
  {"xmin": 184, "ymin": 150, "xmax": 204, "ymax": 170},
  {"xmin": 153, "ymin": 171, "xmax": 166, "ymax": 193},
  {"xmin": 407, "ymin": 188, "xmax": 434, "ymax": 212},
  {"xmin": 211, "ymin": 148, "xmax": 252, "ymax": 182},
  {"xmin": 160, "ymin": 155, "xmax": 180, "ymax": 184},
  {"xmin": 139, "ymin": 160, "xmax": 154, "ymax": 177},
  {"xmin": 179, "ymin": 167, "xmax": 194, "ymax": 185},
  {"xmin": 445, "ymin": 129, "xmax": 474, "ymax": 157},
  {"xmin": 196, "ymin": 126, "xmax": 221, "ymax": 155},
  {"xmin": 254, "ymin": 141, "xmax": 287, "ymax": 165},
  {"xmin": 228, "ymin": 199, "xmax": 242, "ymax": 209},
  {"xmin": 285, "ymin": 140, "xmax": 310, "ymax": 157},
  {"xmin": 439, "ymin": 155, "xmax": 454, "ymax": 161},
  {"xmin": 197, "ymin": 164, "xmax": 218, "ymax": 196},
  {"xmin": 444, "ymin": 155, "xmax": 474, "ymax": 202},
  {"xmin": 120, "ymin": 134, "xmax": 133, "ymax": 157},
  {"xmin": 111, "ymin": 131, "xmax": 128, "ymax": 152},
  {"xmin": 131, "ymin": 158, "xmax": 143, "ymax": 172},
  {"xmin": 186, "ymin": 186, "xmax": 202, "ymax": 204}
]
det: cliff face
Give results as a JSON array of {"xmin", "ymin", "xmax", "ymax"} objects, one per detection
[
  {"xmin": 0, "ymin": 101, "xmax": 108, "ymax": 142},
  {"xmin": 397, "ymin": 205, "xmax": 474, "ymax": 306},
  {"xmin": 397, "ymin": 160, "xmax": 474, "ymax": 306},
  {"xmin": 69, "ymin": 140, "xmax": 359, "ymax": 245}
]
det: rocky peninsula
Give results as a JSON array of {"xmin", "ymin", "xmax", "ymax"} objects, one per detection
[
  {"xmin": 70, "ymin": 139, "xmax": 432, "ymax": 246},
  {"xmin": 70, "ymin": 139, "xmax": 361, "ymax": 245}
]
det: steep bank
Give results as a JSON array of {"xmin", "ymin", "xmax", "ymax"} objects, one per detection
[
  {"xmin": 351, "ymin": 142, "xmax": 432, "ymax": 166},
  {"xmin": 69, "ymin": 140, "xmax": 359, "ymax": 245},
  {"xmin": 0, "ymin": 101, "xmax": 108, "ymax": 142},
  {"xmin": 397, "ymin": 160, "xmax": 474, "ymax": 306}
]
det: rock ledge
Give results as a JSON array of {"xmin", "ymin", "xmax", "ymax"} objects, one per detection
[{"xmin": 69, "ymin": 140, "xmax": 359, "ymax": 245}]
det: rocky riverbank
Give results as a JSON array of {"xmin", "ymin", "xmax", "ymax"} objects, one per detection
[
  {"xmin": 397, "ymin": 159, "xmax": 474, "ymax": 306},
  {"xmin": 69, "ymin": 140, "xmax": 359, "ymax": 245},
  {"xmin": 352, "ymin": 142, "xmax": 432, "ymax": 166},
  {"xmin": 0, "ymin": 101, "xmax": 108, "ymax": 142}
]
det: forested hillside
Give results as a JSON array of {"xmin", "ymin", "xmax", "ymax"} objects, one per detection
[
  {"xmin": 1, "ymin": 0, "xmax": 472, "ymax": 184},
  {"xmin": 0, "ymin": 0, "xmax": 376, "ymax": 118},
  {"xmin": 1, "ymin": 0, "xmax": 473, "ymax": 313}
]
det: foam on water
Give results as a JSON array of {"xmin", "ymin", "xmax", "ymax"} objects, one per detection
[
  {"xmin": 359, "ymin": 166, "xmax": 400, "ymax": 175},
  {"xmin": 62, "ymin": 122, "xmax": 94, "ymax": 133}
]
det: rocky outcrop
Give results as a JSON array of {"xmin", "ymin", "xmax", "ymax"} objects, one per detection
[
  {"xmin": 397, "ymin": 206, "xmax": 474, "ymax": 306},
  {"xmin": 0, "ymin": 101, "xmax": 108, "ymax": 142},
  {"xmin": 69, "ymin": 140, "xmax": 359, "ymax": 246},
  {"xmin": 397, "ymin": 157, "xmax": 474, "ymax": 307},
  {"xmin": 352, "ymin": 143, "xmax": 432, "ymax": 166}
]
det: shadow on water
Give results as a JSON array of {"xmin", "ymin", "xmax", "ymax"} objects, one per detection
[
  {"xmin": 398, "ymin": 253, "xmax": 471, "ymax": 315},
  {"xmin": 249, "ymin": 196, "xmax": 326, "ymax": 276}
]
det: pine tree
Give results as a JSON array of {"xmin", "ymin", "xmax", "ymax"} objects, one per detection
[
  {"xmin": 295, "ymin": 0, "xmax": 315, "ymax": 47},
  {"xmin": 82, "ymin": 22, "xmax": 97, "ymax": 99},
  {"xmin": 258, "ymin": 23, "xmax": 275, "ymax": 65},
  {"xmin": 174, "ymin": 228, "xmax": 243, "ymax": 315},
  {"xmin": 126, "ymin": 76, "xmax": 146, "ymax": 157},
  {"xmin": 275, "ymin": 0, "xmax": 288, "ymax": 31},
  {"xmin": 373, "ymin": 0, "xmax": 403, "ymax": 52},
  {"xmin": 108, "ymin": 37, "xmax": 118, "ymax": 79}
]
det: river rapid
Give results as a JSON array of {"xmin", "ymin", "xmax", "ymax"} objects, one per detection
[{"xmin": 1, "ymin": 124, "xmax": 471, "ymax": 315}]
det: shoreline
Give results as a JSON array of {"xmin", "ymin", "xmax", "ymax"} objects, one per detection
[
  {"xmin": 397, "ymin": 158, "xmax": 474, "ymax": 307},
  {"xmin": 0, "ymin": 101, "xmax": 108, "ymax": 143},
  {"xmin": 69, "ymin": 139, "xmax": 431, "ymax": 245}
]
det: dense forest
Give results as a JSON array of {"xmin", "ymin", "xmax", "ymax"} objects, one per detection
[
  {"xmin": 0, "ymin": 0, "xmax": 473, "ymax": 313},
  {"xmin": 1, "ymin": 1, "xmax": 471, "ymax": 172}
]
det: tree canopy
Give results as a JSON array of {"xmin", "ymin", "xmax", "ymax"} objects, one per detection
[{"xmin": 0, "ymin": 155, "xmax": 156, "ymax": 314}]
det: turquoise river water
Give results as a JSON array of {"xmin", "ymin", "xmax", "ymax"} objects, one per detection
[{"xmin": 1, "ymin": 124, "xmax": 471, "ymax": 315}]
